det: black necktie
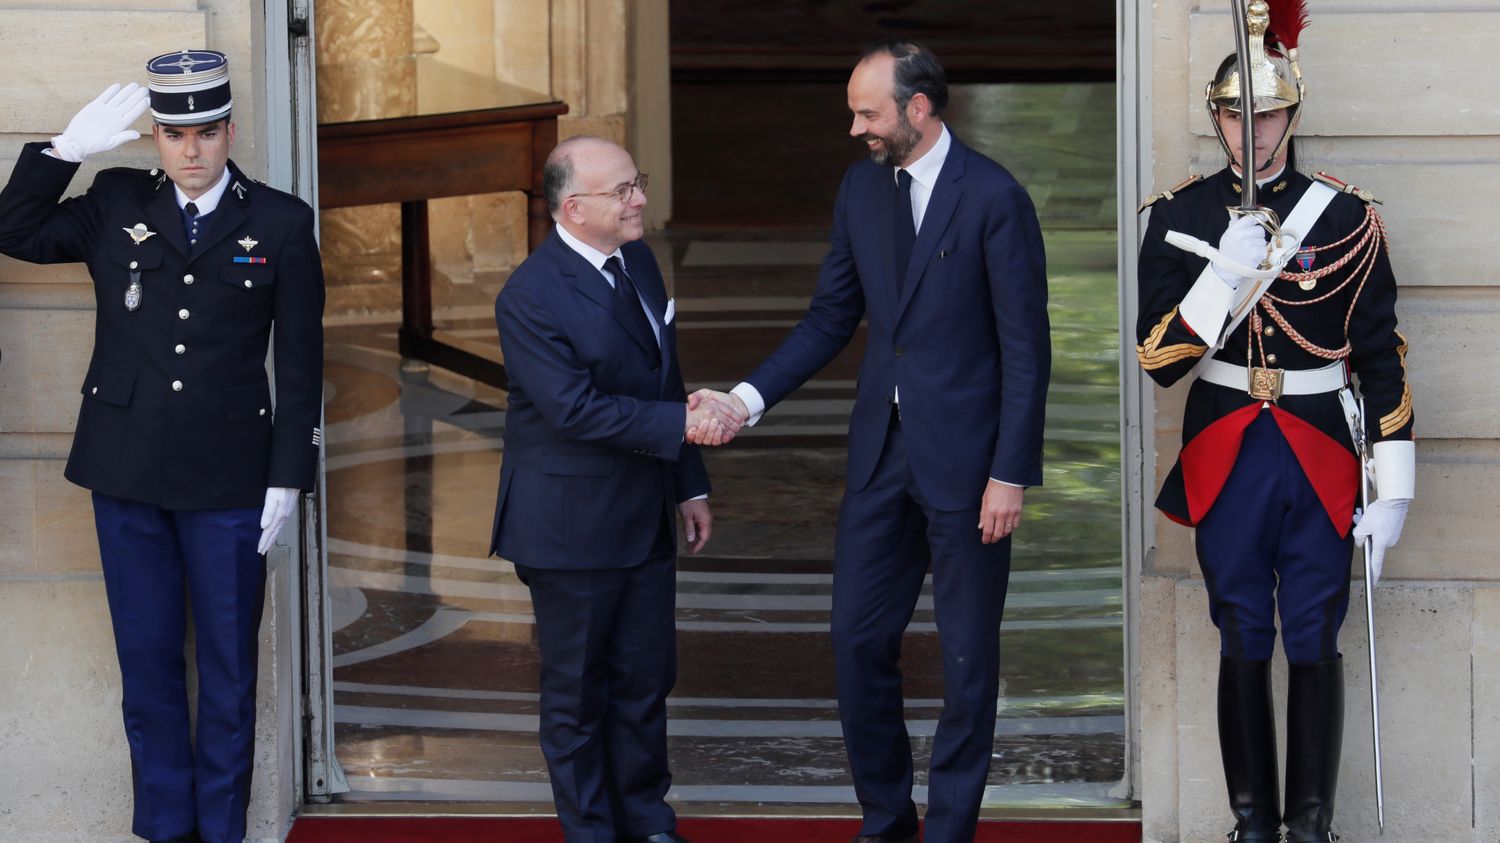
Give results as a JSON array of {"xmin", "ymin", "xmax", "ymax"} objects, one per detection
[
  {"xmin": 894, "ymin": 168, "xmax": 916, "ymax": 294},
  {"xmin": 603, "ymin": 256, "xmax": 659, "ymax": 359}
]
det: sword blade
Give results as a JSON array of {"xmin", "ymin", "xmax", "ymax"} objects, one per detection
[
  {"xmin": 1229, "ymin": 0, "xmax": 1257, "ymax": 209},
  {"xmin": 1358, "ymin": 398, "xmax": 1387, "ymax": 830}
]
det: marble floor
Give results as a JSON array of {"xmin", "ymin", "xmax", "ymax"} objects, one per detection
[{"xmin": 322, "ymin": 81, "xmax": 1124, "ymax": 813}]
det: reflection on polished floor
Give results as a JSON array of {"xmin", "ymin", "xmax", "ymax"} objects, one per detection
[{"xmin": 324, "ymin": 82, "xmax": 1123, "ymax": 811}]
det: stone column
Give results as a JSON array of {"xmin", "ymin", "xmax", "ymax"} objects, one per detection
[{"xmin": 315, "ymin": 0, "xmax": 416, "ymax": 313}]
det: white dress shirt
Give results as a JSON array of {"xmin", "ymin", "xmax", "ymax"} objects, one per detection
[{"xmin": 173, "ymin": 166, "xmax": 232, "ymax": 215}]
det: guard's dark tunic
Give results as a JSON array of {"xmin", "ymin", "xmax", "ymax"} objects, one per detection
[
  {"xmin": 1136, "ymin": 167, "xmax": 1413, "ymax": 535},
  {"xmin": 0, "ymin": 142, "xmax": 324, "ymax": 508}
]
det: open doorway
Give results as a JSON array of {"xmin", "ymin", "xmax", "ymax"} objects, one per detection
[{"xmin": 309, "ymin": 0, "xmax": 1128, "ymax": 817}]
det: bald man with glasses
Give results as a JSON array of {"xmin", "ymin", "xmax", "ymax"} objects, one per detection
[{"xmin": 490, "ymin": 136, "xmax": 737, "ymax": 843}]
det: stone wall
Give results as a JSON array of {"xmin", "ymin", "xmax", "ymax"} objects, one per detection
[
  {"xmin": 0, "ymin": 2, "xmax": 298, "ymax": 840},
  {"xmin": 1134, "ymin": 3, "xmax": 1500, "ymax": 842}
]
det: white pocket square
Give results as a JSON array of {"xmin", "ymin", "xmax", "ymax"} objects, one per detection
[{"xmin": 664, "ymin": 297, "xmax": 676, "ymax": 325}]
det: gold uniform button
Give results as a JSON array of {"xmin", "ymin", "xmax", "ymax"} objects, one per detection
[
  {"xmin": 1263, "ymin": 326, "xmax": 1275, "ymax": 337},
  {"xmin": 178, "ymin": 308, "xmax": 190, "ymax": 320},
  {"xmin": 184, "ymin": 274, "xmax": 195, "ymax": 285},
  {"xmin": 174, "ymin": 344, "xmax": 186, "ymax": 355},
  {"xmin": 1266, "ymin": 354, "xmax": 1279, "ymax": 365},
  {"xmin": 171, "ymin": 380, "xmax": 183, "ymax": 392}
]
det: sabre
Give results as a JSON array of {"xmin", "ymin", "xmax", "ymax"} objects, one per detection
[
  {"xmin": 1354, "ymin": 394, "xmax": 1387, "ymax": 830},
  {"xmin": 1229, "ymin": 0, "xmax": 1257, "ymax": 210}
]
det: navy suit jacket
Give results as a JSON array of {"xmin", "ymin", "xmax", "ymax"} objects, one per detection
[
  {"xmin": 746, "ymin": 135, "xmax": 1050, "ymax": 510},
  {"xmin": 490, "ymin": 230, "xmax": 710, "ymax": 569}
]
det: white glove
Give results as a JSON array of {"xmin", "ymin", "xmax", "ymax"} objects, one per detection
[
  {"xmin": 50, "ymin": 83, "xmax": 150, "ymax": 163},
  {"xmin": 1211, "ymin": 214, "xmax": 1269, "ymax": 289},
  {"xmin": 1352, "ymin": 498, "xmax": 1410, "ymax": 586},
  {"xmin": 257, "ymin": 487, "xmax": 300, "ymax": 555}
]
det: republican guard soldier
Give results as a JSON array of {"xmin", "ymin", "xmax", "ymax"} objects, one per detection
[
  {"xmin": 1135, "ymin": 3, "xmax": 1413, "ymax": 841},
  {"xmin": 0, "ymin": 51, "xmax": 324, "ymax": 843}
]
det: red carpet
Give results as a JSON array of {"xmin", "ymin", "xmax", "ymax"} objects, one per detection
[{"xmin": 288, "ymin": 816, "xmax": 1140, "ymax": 843}]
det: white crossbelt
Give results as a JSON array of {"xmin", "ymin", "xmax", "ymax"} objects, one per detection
[{"xmin": 1199, "ymin": 358, "xmax": 1347, "ymax": 395}]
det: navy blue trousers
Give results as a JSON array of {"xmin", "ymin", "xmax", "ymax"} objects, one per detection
[
  {"xmin": 517, "ymin": 553, "xmax": 679, "ymax": 843},
  {"xmin": 1195, "ymin": 412, "xmax": 1354, "ymax": 664},
  {"xmin": 832, "ymin": 424, "xmax": 1011, "ymax": 843},
  {"xmin": 91, "ymin": 492, "xmax": 265, "ymax": 843}
]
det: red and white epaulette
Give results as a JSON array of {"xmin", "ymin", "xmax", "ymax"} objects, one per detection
[
  {"xmin": 1314, "ymin": 171, "xmax": 1382, "ymax": 205},
  {"xmin": 1137, "ymin": 174, "xmax": 1205, "ymax": 214}
]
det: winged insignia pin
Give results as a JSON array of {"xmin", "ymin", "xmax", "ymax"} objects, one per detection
[
  {"xmin": 237, "ymin": 236, "xmax": 259, "ymax": 253},
  {"xmin": 124, "ymin": 223, "xmax": 157, "ymax": 245}
]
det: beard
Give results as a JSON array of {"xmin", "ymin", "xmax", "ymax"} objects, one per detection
[{"xmin": 861, "ymin": 109, "xmax": 922, "ymax": 166}]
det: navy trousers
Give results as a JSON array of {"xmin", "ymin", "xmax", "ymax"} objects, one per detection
[
  {"xmin": 517, "ymin": 553, "xmax": 679, "ymax": 843},
  {"xmin": 1195, "ymin": 412, "xmax": 1354, "ymax": 664},
  {"xmin": 832, "ymin": 423, "xmax": 1011, "ymax": 843},
  {"xmin": 92, "ymin": 492, "xmax": 265, "ymax": 843}
]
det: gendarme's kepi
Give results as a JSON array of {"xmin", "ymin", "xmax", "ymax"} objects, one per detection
[{"xmin": 146, "ymin": 50, "xmax": 232, "ymax": 126}]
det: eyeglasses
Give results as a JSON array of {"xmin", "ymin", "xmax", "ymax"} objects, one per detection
[{"xmin": 568, "ymin": 172, "xmax": 649, "ymax": 204}]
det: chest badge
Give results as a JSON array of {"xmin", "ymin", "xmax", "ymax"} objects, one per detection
[
  {"xmin": 237, "ymin": 236, "xmax": 259, "ymax": 253},
  {"xmin": 124, "ymin": 278, "xmax": 143, "ymax": 311},
  {"xmin": 124, "ymin": 223, "xmax": 157, "ymax": 245}
]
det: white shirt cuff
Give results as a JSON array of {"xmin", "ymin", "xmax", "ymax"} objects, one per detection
[
  {"xmin": 989, "ymin": 478, "xmax": 1025, "ymax": 488},
  {"xmin": 688, "ymin": 494, "xmax": 708, "ymax": 501},
  {"xmin": 1178, "ymin": 263, "xmax": 1234, "ymax": 347},
  {"xmin": 1372, "ymin": 440, "xmax": 1415, "ymax": 501},
  {"xmin": 731, "ymin": 382, "xmax": 767, "ymax": 426}
]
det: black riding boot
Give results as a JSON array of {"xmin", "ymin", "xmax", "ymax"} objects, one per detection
[
  {"xmin": 1283, "ymin": 657, "xmax": 1344, "ymax": 843},
  {"xmin": 1219, "ymin": 657, "xmax": 1282, "ymax": 842}
]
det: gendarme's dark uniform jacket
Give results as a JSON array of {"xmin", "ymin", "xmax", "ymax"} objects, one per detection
[
  {"xmin": 0, "ymin": 142, "xmax": 324, "ymax": 509},
  {"xmin": 1136, "ymin": 167, "xmax": 1413, "ymax": 534}
]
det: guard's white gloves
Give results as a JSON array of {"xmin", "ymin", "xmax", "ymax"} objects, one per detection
[
  {"xmin": 1352, "ymin": 498, "xmax": 1410, "ymax": 586},
  {"xmin": 258, "ymin": 487, "xmax": 300, "ymax": 555},
  {"xmin": 50, "ymin": 83, "xmax": 150, "ymax": 164},
  {"xmin": 1211, "ymin": 214, "xmax": 1269, "ymax": 290}
]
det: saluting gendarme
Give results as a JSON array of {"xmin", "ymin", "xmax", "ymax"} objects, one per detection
[{"xmin": 0, "ymin": 50, "xmax": 325, "ymax": 843}]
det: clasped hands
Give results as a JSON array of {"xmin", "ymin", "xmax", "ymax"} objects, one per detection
[{"xmin": 684, "ymin": 389, "xmax": 750, "ymax": 446}]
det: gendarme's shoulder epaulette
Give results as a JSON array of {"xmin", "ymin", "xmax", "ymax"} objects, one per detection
[
  {"xmin": 1314, "ymin": 171, "xmax": 1382, "ymax": 205},
  {"xmin": 1137, "ymin": 174, "xmax": 1205, "ymax": 214}
]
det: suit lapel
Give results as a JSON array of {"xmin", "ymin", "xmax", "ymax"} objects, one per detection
[
  {"xmin": 555, "ymin": 234, "xmax": 659, "ymax": 360},
  {"xmin": 896, "ymin": 141, "xmax": 966, "ymax": 318},
  {"xmin": 146, "ymin": 187, "xmax": 189, "ymax": 258}
]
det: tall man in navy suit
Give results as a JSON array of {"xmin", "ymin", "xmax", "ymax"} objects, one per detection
[
  {"xmin": 491, "ymin": 137, "xmax": 733, "ymax": 843},
  {"xmin": 693, "ymin": 41, "xmax": 1051, "ymax": 843}
]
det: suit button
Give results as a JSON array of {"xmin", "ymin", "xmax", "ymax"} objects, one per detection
[
  {"xmin": 895, "ymin": 346, "xmax": 905, "ymax": 356},
  {"xmin": 244, "ymin": 280, "xmax": 253, "ymax": 288},
  {"xmin": 178, "ymin": 308, "xmax": 190, "ymax": 320},
  {"xmin": 171, "ymin": 380, "xmax": 183, "ymax": 392},
  {"xmin": 1267, "ymin": 354, "xmax": 1278, "ymax": 365},
  {"xmin": 174, "ymin": 344, "xmax": 186, "ymax": 355},
  {"xmin": 259, "ymin": 408, "xmax": 267, "ymax": 417},
  {"xmin": 1263, "ymin": 325, "xmax": 1274, "ymax": 337},
  {"xmin": 184, "ymin": 274, "xmax": 195, "ymax": 285},
  {"xmin": 129, "ymin": 260, "xmax": 139, "ymax": 270},
  {"xmin": 90, "ymin": 386, "xmax": 97, "ymax": 395}
]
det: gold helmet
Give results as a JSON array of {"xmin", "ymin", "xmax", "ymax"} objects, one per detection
[{"xmin": 1205, "ymin": 0, "xmax": 1308, "ymax": 170}]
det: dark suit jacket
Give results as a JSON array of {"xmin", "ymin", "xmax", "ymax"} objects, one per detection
[
  {"xmin": 0, "ymin": 143, "xmax": 325, "ymax": 509},
  {"xmin": 745, "ymin": 135, "xmax": 1050, "ymax": 510},
  {"xmin": 490, "ymin": 230, "xmax": 710, "ymax": 569}
]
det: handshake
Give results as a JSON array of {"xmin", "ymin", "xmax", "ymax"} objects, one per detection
[{"xmin": 684, "ymin": 389, "xmax": 751, "ymax": 446}]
